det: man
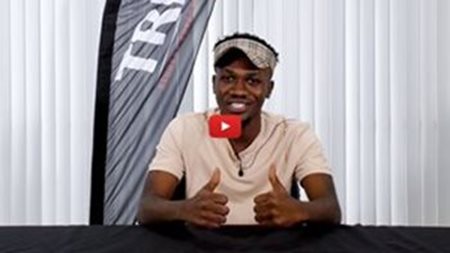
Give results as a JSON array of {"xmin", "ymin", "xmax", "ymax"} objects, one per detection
[{"xmin": 137, "ymin": 33, "xmax": 341, "ymax": 228}]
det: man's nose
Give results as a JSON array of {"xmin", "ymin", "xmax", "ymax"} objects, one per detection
[{"xmin": 230, "ymin": 78, "xmax": 247, "ymax": 95}]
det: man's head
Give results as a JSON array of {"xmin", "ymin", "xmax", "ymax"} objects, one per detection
[{"xmin": 212, "ymin": 33, "xmax": 279, "ymax": 123}]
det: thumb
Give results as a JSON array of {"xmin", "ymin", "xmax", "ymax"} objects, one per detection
[
  {"xmin": 202, "ymin": 168, "xmax": 221, "ymax": 192},
  {"xmin": 268, "ymin": 164, "xmax": 285, "ymax": 193}
]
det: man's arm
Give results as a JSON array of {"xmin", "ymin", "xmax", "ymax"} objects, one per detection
[
  {"xmin": 253, "ymin": 165, "xmax": 341, "ymax": 227},
  {"xmin": 137, "ymin": 170, "xmax": 230, "ymax": 228},
  {"xmin": 299, "ymin": 173, "xmax": 341, "ymax": 224},
  {"xmin": 137, "ymin": 171, "xmax": 183, "ymax": 224}
]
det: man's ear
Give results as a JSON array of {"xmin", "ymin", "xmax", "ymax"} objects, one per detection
[
  {"xmin": 266, "ymin": 80, "xmax": 274, "ymax": 98},
  {"xmin": 212, "ymin": 75, "xmax": 217, "ymax": 94}
]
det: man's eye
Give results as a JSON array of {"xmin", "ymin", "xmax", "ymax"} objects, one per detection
[
  {"xmin": 221, "ymin": 76, "xmax": 235, "ymax": 83},
  {"xmin": 247, "ymin": 78, "xmax": 261, "ymax": 86}
]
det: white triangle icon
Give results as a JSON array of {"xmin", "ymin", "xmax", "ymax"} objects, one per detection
[{"xmin": 221, "ymin": 121, "xmax": 230, "ymax": 131}]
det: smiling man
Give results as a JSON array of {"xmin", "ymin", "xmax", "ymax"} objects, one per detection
[{"xmin": 137, "ymin": 33, "xmax": 341, "ymax": 228}]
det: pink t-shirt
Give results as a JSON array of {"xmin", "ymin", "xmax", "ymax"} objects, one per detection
[{"xmin": 149, "ymin": 110, "xmax": 332, "ymax": 224}]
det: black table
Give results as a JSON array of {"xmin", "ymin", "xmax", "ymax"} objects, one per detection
[{"xmin": 1, "ymin": 223, "xmax": 449, "ymax": 252}]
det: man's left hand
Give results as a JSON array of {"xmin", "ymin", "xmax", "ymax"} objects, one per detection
[{"xmin": 253, "ymin": 164, "xmax": 307, "ymax": 227}]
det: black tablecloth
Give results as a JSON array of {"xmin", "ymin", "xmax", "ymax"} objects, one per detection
[{"xmin": 1, "ymin": 223, "xmax": 449, "ymax": 252}]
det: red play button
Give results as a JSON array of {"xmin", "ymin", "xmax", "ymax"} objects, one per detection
[{"xmin": 209, "ymin": 115, "xmax": 241, "ymax": 139}]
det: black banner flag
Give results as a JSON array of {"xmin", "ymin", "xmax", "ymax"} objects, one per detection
[{"xmin": 91, "ymin": 0, "xmax": 216, "ymax": 224}]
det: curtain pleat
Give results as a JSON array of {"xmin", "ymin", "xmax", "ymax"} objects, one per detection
[
  {"xmin": 10, "ymin": 0, "xmax": 27, "ymax": 224},
  {"xmin": 374, "ymin": 0, "xmax": 391, "ymax": 225},
  {"xmin": 344, "ymin": 0, "xmax": 361, "ymax": 223},
  {"xmin": 0, "ymin": 0, "xmax": 12, "ymax": 224},
  {"xmin": 40, "ymin": 0, "xmax": 57, "ymax": 225},
  {"xmin": 24, "ymin": 0, "xmax": 42, "ymax": 224}
]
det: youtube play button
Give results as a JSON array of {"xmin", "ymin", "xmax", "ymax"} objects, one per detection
[
  {"xmin": 209, "ymin": 115, "xmax": 241, "ymax": 139},
  {"xmin": 221, "ymin": 121, "xmax": 231, "ymax": 131}
]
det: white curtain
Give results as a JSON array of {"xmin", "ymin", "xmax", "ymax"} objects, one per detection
[
  {"xmin": 181, "ymin": 0, "xmax": 450, "ymax": 226},
  {"xmin": 1, "ymin": 0, "xmax": 450, "ymax": 226},
  {"xmin": 0, "ymin": 0, "xmax": 106, "ymax": 225}
]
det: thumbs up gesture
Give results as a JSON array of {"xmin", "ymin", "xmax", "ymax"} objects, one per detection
[
  {"xmin": 181, "ymin": 169, "xmax": 229, "ymax": 228},
  {"xmin": 253, "ymin": 165, "xmax": 306, "ymax": 227},
  {"xmin": 268, "ymin": 164, "xmax": 288, "ymax": 195}
]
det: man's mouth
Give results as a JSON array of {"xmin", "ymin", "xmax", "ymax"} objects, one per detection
[{"xmin": 226, "ymin": 102, "xmax": 248, "ymax": 113}]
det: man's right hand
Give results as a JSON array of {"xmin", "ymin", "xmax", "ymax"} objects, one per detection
[{"xmin": 180, "ymin": 169, "xmax": 229, "ymax": 228}]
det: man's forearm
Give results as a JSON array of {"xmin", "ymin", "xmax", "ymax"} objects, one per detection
[
  {"xmin": 137, "ymin": 195, "xmax": 185, "ymax": 225},
  {"xmin": 297, "ymin": 197, "xmax": 341, "ymax": 224}
]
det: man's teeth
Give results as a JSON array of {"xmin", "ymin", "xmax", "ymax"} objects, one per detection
[{"xmin": 231, "ymin": 103, "xmax": 245, "ymax": 109}]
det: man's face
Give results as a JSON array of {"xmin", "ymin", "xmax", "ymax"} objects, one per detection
[{"xmin": 213, "ymin": 56, "xmax": 273, "ymax": 123}]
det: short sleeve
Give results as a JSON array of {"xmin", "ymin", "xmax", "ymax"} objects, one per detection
[
  {"xmin": 148, "ymin": 118, "xmax": 185, "ymax": 180},
  {"xmin": 294, "ymin": 125, "xmax": 332, "ymax": 182}
]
